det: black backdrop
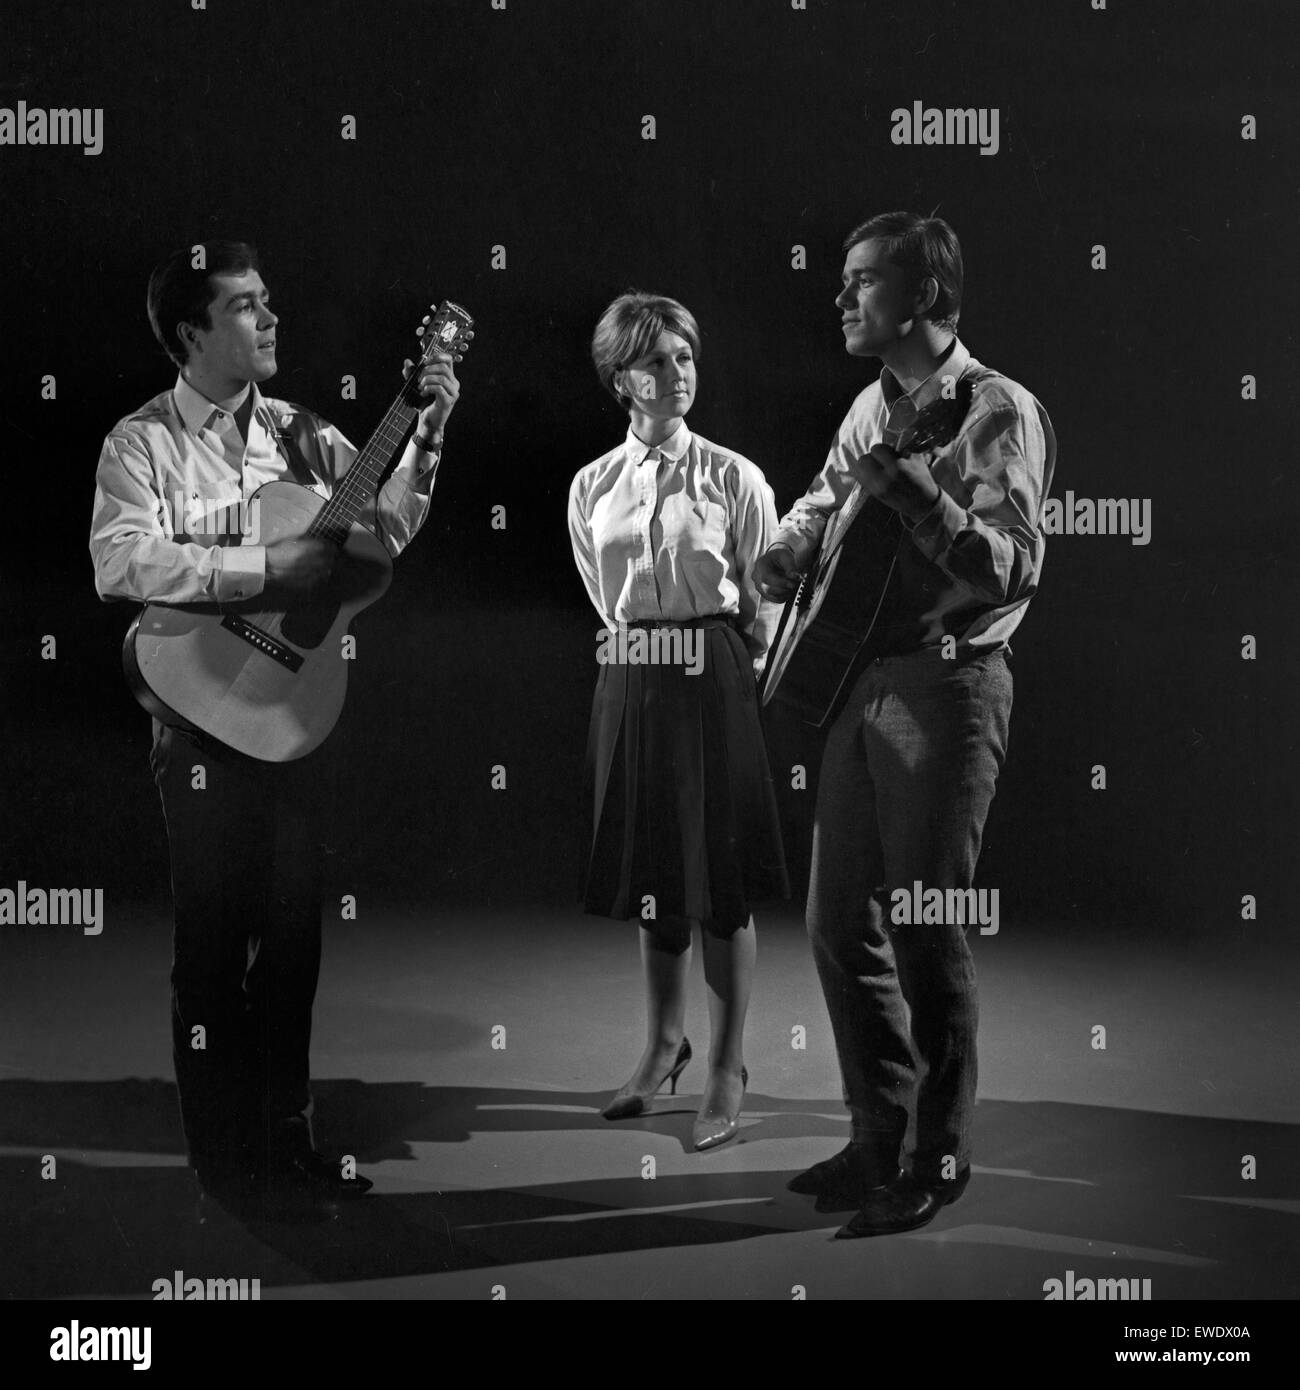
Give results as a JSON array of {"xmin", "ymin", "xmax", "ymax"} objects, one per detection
[{"xmin": 1, "ymin": 0, "xmax": 1295, "ymax": 936}]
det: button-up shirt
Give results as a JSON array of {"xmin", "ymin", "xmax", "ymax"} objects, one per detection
[
  {"xmin": 90, "ymin": 375, "xmax": 439, "ymax": 605},
  {"xmin": 568, "ymin": 422, "xmax": 781, "ymax": 672},
  {"xmin": 773, "ymin": 338, "xmax": 1056, "ymax": 655}
]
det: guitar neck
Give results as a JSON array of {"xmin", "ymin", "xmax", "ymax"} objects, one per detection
[{"xmin": 308, "ymin": 375, "xmax": 426, "ymax": 547}]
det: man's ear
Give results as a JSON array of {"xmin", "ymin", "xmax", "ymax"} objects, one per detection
[{"xmin": 914, "ymin": 275, "xmax": 939, "ymax": 319}]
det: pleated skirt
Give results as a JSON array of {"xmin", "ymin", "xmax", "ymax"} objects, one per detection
[{"xmin": 583, "ymin": 617, "xmax": 790, "ymax": 931}]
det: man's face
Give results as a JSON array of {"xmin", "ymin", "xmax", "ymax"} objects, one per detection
[
  {"xmin": 619, "ymin": 329, "xmax": 697, "ymax": 423},
  {"xmin": 835, "ymin": 238, "xmax": 924, "ymax": 358},
  {"xmin": 187, "ymin": 269, "xmax": 278, "ymax": 384}
]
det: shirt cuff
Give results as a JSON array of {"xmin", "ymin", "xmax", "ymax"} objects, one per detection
[
  {"xmin": 218, "ymin": 544, "xmax": 266, "ymax": 602},
  {"xmin": 770, "ymin": 529, "xmax": 813, "ymax": 568},
  {"xmin": 394, "ymin": 444, "xmax": 441, "ymax": 491},
  {"xmin": 907, "ymin": 489, "xmax": 966, "ymax": 563}
]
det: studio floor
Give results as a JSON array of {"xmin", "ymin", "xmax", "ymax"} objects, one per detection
[{"xmin": 1, "ymin": 906, "xmax": 1296, "ymax": 1301}]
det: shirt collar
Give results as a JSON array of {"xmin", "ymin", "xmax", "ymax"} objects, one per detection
[
  {"xmin": 879, "ymin": 337, "xmax": 970, "ymax": 412},
  {"xmin": 624, "ymin": 420, "xmax": 691, "ymax": 467},
  {"xmin": 173, "ymin": 373, "xmax": 270, "ymax": 436}
]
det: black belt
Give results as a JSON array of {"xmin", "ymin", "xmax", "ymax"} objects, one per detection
[{"xmin": 624, "ymin": 615, "xmax": 738, "ymax": 630}]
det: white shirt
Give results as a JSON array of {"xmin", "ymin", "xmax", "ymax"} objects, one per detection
[
  {"xmin": 568, "ymin": 422, "xmax": 781, "ymax": 673},
  {"xmin": 90, "ymin": 374, "xmax": 439, "ymax": 605},
  {"xmin": 773, "ymin": 338, "xmax": 1056, "ymax": 655}
]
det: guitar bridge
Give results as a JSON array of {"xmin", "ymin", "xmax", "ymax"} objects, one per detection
[{"xmin": 220, "ymin": 615, "xmax": 304, "ymax": 672}]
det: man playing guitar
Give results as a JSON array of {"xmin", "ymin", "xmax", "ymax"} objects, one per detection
[
  {"xmin": 90, "ymin": 241, "xmax": 461, "ymax": 1220},
  {"xmin": 755, "ymin": 212, "xmax": 1056, "ymax": 1237}
]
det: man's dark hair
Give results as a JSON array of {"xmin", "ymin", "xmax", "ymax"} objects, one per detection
[
  {"xmin": 843, "ymin": 212, "xmax": 963, "ymax": 331},
  {"xmin": 146, "ymin": 241, "xmax": 261, "ymax": 367}
]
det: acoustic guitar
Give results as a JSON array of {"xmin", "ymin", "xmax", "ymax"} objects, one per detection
[
  {"xmin": 760, "ymin": 378, "xmax": 974, "ymax": 727},
  {"xmin": 123, "ymin": 300, "xmax": 474, "ymax": 761}
]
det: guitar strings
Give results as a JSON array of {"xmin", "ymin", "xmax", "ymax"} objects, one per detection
[{"xmin": 257, "ymin": 314, "xmax": 465, "ymax": 641}]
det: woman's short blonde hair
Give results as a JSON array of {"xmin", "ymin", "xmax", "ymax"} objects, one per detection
[{"xmin": 591, "ymin": 291, "xmax": 701, "ymax": 410}]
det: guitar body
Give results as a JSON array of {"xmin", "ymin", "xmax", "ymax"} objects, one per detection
[
  {"xmin": 761, "ymin": 490, "xmax": 902, "ymax": 727},
  {"xmin": 124, "ymin": 480, "xmax": 393, "ymax": 762}
]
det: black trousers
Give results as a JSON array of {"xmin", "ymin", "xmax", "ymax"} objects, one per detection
[
  {"xmin": 806, "ymin": 647, "xmax": 1012, "ymax": 1181},
  {"xmin": 151, "ymin": 722, "xmax": 327, "ymax": 1185}
]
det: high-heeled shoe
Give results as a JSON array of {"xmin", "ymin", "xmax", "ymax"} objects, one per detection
[
  {"xmin": 692, "ymin": 1066, "xmax": 748, "ymax": 1151},
  {"xmin": 600, "ymin": 1038, "xmax": 693, "ymax": 1120}
]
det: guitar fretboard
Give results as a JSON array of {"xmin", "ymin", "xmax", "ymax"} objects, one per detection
[
  {"xmin": 306, "ymin": 376, "xmax": 427, "ymax": 547},
  {"xmin": 306, "ymin": 303, "xmax": 471, "ymax": 547}
]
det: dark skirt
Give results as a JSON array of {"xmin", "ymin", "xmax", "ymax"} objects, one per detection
[{"xmin": 583, "ymin": 617, "xmax": 790, "ymax": 931}]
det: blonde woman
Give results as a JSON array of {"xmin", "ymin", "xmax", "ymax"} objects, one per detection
[{"xmin": 568, "ymin": 292, "xmax": 789, "ymax": 1151}]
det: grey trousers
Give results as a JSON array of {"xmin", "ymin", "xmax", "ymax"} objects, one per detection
[{"xmin": 807, "ymin": 646, "xmax": 1012, "ymax": 1181}]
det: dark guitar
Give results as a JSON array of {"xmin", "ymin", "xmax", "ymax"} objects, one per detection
[
  {"xmin": 760, "ymin": 379, "xmax": 974, "ymax": 727},
  {"xmin": 123, "ymin": 300, "xmax": 474, "ymax": 761}
]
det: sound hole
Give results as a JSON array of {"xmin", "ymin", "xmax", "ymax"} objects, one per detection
[{"xmin": 280, "ymin": 595, "xmax": 339, "ymax": 650}]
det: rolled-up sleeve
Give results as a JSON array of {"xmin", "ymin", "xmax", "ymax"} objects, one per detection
[
  {"xmin": 90, "ymin": 433, "xmax": 266, "ymax": 604},
  {"xmin": 320, "ymin": 423, "xmax": 437, "ymax": 559},
  {"xmin": 906, "ymin": 397, "xmax": 1053, "ymax": 606}
]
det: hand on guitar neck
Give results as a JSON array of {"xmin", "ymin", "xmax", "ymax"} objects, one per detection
[{"xmin": 261, "ymin": 318, "xmax": 470, "ymax": 606}]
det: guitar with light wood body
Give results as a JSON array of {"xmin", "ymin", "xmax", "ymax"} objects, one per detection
[{"xmin": 123, "ymin": 300, "xmax": 473, "ymax": 761}]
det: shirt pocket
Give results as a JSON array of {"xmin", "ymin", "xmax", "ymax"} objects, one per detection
[
  {"xmin": 659, "ymin": 492, "xmax": 727, "ymax": 557},
  {"xmin": 190, "ymin": 485, "xmax": 249, "ymax": 548}
]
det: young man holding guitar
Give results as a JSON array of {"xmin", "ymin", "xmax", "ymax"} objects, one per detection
[
  {"xmin": 754, "ymin": 212, "xmax": 1055, "ymax": 1237},
  {"xmin": 90, "ymin": 241, "xmax": 465, "ymax": 1220}
]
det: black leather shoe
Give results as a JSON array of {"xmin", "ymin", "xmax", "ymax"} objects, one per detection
[
  {"xmin": 835, "ymin": 1167, "xmax": 971, "ymax": 1239},
  {"xmin": 274, "ymin": 1149, "xmax": 374, "ymax": 1200},
  {"xmin": 815, "ymin": 1167, "xmax": 902, "ymax": 1213},
  {"xmin": 786, "ymin": 1144, "xmax": 901, "ymax": 1211}
]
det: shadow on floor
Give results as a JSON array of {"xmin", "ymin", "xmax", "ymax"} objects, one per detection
[{"xmin": 0, "ymin": 1077, "xmax": 1295, "ymax": 1298}]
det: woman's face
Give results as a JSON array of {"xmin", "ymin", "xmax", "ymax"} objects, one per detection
[{"xmin": 619, "ymin": 329, "xmax": 697, "ymax": 424}]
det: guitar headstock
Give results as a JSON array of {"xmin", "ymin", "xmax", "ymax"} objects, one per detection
[
  {"xmin": 417, "ymin": 300, "xmax": 475, "ymax": 362},
  {"xmin": 902, "ymin": 377, "xmax": 975, "ymax": 457}
]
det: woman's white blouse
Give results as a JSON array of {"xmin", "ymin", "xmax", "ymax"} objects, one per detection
[{"xmin": 568, "ymin": 422, "xmax": 781, "ymax": 673}]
